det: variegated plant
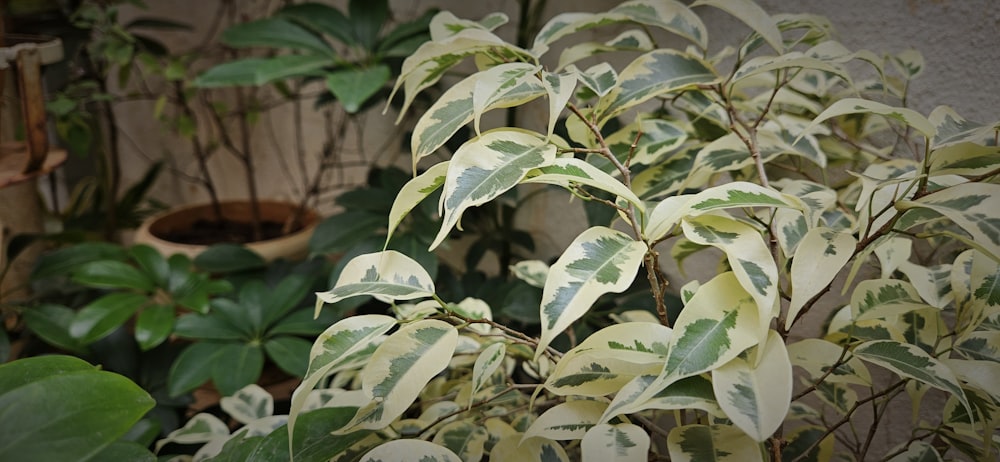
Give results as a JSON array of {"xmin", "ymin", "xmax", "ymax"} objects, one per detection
[{"xmin": 265, "ymin": 1, "xmax": 998, "ymax": 461}]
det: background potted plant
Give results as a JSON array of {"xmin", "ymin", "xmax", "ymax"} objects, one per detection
[
  {"xmin": 131, "ymin": 0, "xmax": 436, "ymax": 261},
  {"xmin": 188, "ymin": 0, "xmax": 999, "ymax": 460}
]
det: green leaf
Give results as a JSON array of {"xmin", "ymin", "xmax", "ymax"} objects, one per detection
[
  {"xmin": 666, "ymin": 424, "xmax": 763, "ymax": 462},
  {"xmin": 194, "ymin": 54, "xmax": 331, "ymax": 88},
  {"xmin": 525, "ymin": 400, "xmax": 607, "ymax": 441},
  {"xmin": 581, "ymin": 423, "xmax": 649, "ymax": 462},
  {"xmin": 712, "ymin": 331, "xmax": 792, "ymax": 442},
  {"xmin": 594, "ymin": 49, "xmax": 717, "ymax": 126},
  {"xmin": 213, "ymin": 343, "xmax": 265, "ymax": 396},
  {"xmin": 70, "ymin": 292, "xmax": 146, "ymax": 344},
  {"xmin": 853, "ymin": 340, "xmax": 971, "ymax": 416},
  {"xmin": 288, "ymin": 314, "xmax": 396, "ymax": 441},
  {"xmin": 338, "ymin": 320, "xmax": 458, "ymax": 432},
  {"xmin": 897, "ymin": 182, "xmax": 1000, "ymax": 262},
  {"xmin": 167, "ymin": 341, "xmax": 229, "ymax": 397},
  {"xmin": 348, "ymin": 0, "xmax": 387, "ymax": 49},
  {"xmin": 277, "ymin": 2, "xmax": 354, "ymax": 46},
  {"xmin": 309, "ymin": 210, "xmax": 385, "ymax": 255},
  {"xmin": 22, "ymin": 304, "xmax": 87, "ymax": 354},
  {"xmin": 693, "ymin": 0, "xmax": 782, "ymax": 53},
  {"xmin": 71, "ymin": 260, "xmax": 154, "ymax": 291},
  {"xmin": 787, "ymin": 227, "xmax": 857, "ymax": 329},
  {"xmin": 0, "ymin": 356, "xmax": 154, "ymax": 462},
  {"xmin": 173, "ymin": 311, "xmax": 246, "ymax": 340},
  {"xmin": 134, "ymin": 304, "xmax": 175, "ymax": 350},
  {"xmin": 603, "ymin": 272, "xmax": 760, "ymax": 420},
  {"xmin": 221, "ymin": 17, "xmax": 334, "ymax": 56},
  {"xmin": 315, "ymin": 251, "xmax": 435, "ymax": 316},
  {"xmin": 537, "ymin": 227, "xmax": 646, "ymax": 359},
  {"xmin": 360, "ymin": 440, "xmax": 461, "ymax": 462},
  {"xmin": 242, "ymin": 407, "xmax": 371, "ymax": 462},
  {"xmin": 129, "ymin": 244, "xmax": 169, "ymax": 286},
  {"xmin": 432, "ymin": 129, "xmax": 556, "ymax": 250},
  {"xmin": 326, "ymin": 65, "xmax": 391, "ymax": 113},
  {"xmin": 263, "ymin": 336, "xmax": 311, "ymax": 377},
  {"xmin": 194, "ymin": 244, "xmax": 266, "ymax": 273}
]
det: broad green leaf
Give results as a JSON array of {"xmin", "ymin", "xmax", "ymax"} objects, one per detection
[
  {"xmin": 787, "ymin": 338, "xmax": 872, "ymax": 386},
  {"xmin": 212, "ymin": 343, "xmax": 264, "ymax": 396},
  {"xmin": 71, "ymin": 260, "xmax": 153, "ymax": 291},
  {"xmin": 490, "ymin": 435, "xmax": 570, "ymax": 462},
  {"xmin": 851, "ymin": 278, "xmax": 935, "ymax": 321},
  {"xmin": 359, "ymin": 440, "xmax": 461, "ymax": 462},
  {"xmin": 545, "ymin": 322, "xmax": 670, "ymax": 396},
  {"xmin": 712, "ymin": 331, "xmax": 792, "ymax": 442},
  {"xmin": 523, "ymin": 157, "xmax": 644, "ymax": 212},
  {"xmin": 541, "ymin": 71, "xmax": 576, "ymax": 137},
  {"xmin": 221, "ymin": 18, "xmax": 335, "ymax": 56},
  {"xmin": 220, "ymin": 384, "xmax": 273, "ymax": 425},
  {"xmin": 524, "ymin": 400, "xmax": 607, "ymax": 441},
  {"xmin": 263, "ymin": 336, "xmax": 311, "ymax": 377},
  {"xmin": 134, "ymin": 304, "xmax": 174, "ymax": 350},
  {"xmin": 432, "ymin": 421, "xmax": 489, "ymax": 462},
  {"xmin": 581, "ymin": 423, "xmax": 649, "ymax": 462},
  {"xmin": 194, "ymin": 55, "xmax": 331, "ymax": 88},
  {"xmin": 787, "ymin": 227, "xmax": 857, "ymax": 329},
  {"xmin": 392, "ymin": 28, "xmax": 523, "ymax": 117},
  {"xmin": 929, "ymin": 105, "xmax": 1000, "ymax": 148},
  {"xmin": 276, "ymin": 2, "xmax": 353, "ymax": 45},
  {"xmin": 853, "ymin": 340, "xmax": 971, "ymax": 416},
  {"xmin": 194, "ymin": 244, "xmax": 266, "ymax": 273},
  {"xmin": 694, "ymin": 0, "xmax": 782, "ymax": 52},
  {"xmin": 338, "ymin": 320, "xmax": 458, "ymax": 432},
  {"xmin": 536, "ymin": 227, "xmax": 646, "ymax": 359},
  {"xmin": 0, "ymin": 356, "xmax": 154, "ymax": 462},
  {"xmin": 595, "ymin": 50, "xmax": 717, "ymax": 126},
  {"xmin": 432, "ymin": 129, "xmax": 557, "ymax": 250},
  {"xmin": 70, "ymin": 292, "xmax": 146, "ymax": 344},
  {"xmin": 22, "ymin": 304, "xmax": 86, "ymax": 354},
  {"xmin": 30, "ymin": 242, "xmax": 127, "ymax": 280},
  {"xmin": 410, "ymin": 68, "xmax": 544, "ymax": 163},
  {"xmin": 315, "ymin": 251, "xmax": 435, "ymax": 316},
  {"xmin": 471, "ymin": 63, "xmax": 541, "ymax": 136},
  {"xmin": 682, "ymin": 214, "xmax": 778, "ymax": 339},
  {"xmin": 667, "ymin": 424, "xmax": 764, "ymax": 462},
  {"xmin": 386, "ymin": 162, "xmax": 448, "ymax": 245},
  {"xmin": 897, "ymin": 182, "xmax": 1000, "ymax": 262},
  {"xmin": 326, "ymin": 65, "xmax": 390, "ymax": 113},
  {"xmin": 886, "ymin": 440, "xmax": 943, "ymax": 462},
  {"xmin": 799, "ymin": 98, "xmax": 935, "ymax": 141},
  {"xmin": 288, "ymin": 314, "xmax": 396, "ymax": 441},
  {"xmin": 129, "ymin": 244, "xmax": 169, "ymax": 286},
  {"xmin": 603, "ymin": 272, "xmax": 760, "ymax": 420},
  {"xmin": 470, "ymin": 343, "xmax": 506, "ymax": 407}
]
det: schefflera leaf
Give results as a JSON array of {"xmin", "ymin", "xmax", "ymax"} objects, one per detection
[
  {"xmin": 581, "ymin": 423, "xmax": 649, "ymax": 462},
  {"xmin": 712, "ymin": 330, "xmax": 793, "ymax": 442},
  {"xmin": 314, "ymin": 251, "xmax": 434, "ymax": 317},
  {"xmin": 545, "ymin": 322, "xmax": 670, "ymax": 397},
  {"xmin": 336, "ymin": 319, "xmax": 459, "ymax": 433},
  {"xmin": 787, "ymin": 227, "xmax": 857, "ymax": 329},
  {"xmin": 432, "ymin": 129, "xmax": 557, "ymax": 250},
  {"xmin": 667, "ymin": 424, "xmax": 763, "ymax": 462},
  {"xmin": 602, "ymin": 272, "xmax": 760, "ymax": 421},
  {"xmin": 536, "ymin": 226, "xmax": 647, "ymax": 360},
  {"xmin": 287, "ymin": 314, "xmax": 396, "ymax": 442},
  {"xmin": 359, "ymin": 439, "xmax": 461, "ymax": 462}
]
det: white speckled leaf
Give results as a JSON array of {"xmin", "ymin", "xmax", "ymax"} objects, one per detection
[
  {"xmin": 536, "ymin": 227, "xmax": 646, "ymax": 359},
  {"xmin": 667, "ymin": 424, "xmax": 764, "ymax": 462},
  {"xmin": 524, "ymin": 400, "xmax": 607, "ymax": 441},
  {"xmin": 490, "ymin": 435, "xmax": 570, "ymax": 462},
  {"xmin": 386, "ymin": 162, "xmax": 449, "ymax": 245},
  {"xmin": 712, "ymin": 331, "xmax": 792, "ymax": 442},
  {"xmin": 693, "ymin": 0, "xmax": 782, "ymax": 52},
  {"xmin": 854, "ymin": 339, "xmax": 971, "ymax": 416},
  {"xmin": 523, "ymin": 157, "xmax": 644, "ymax": 212},
  {"xmin": 787, "ymin": 338, "xmax": 872, "ymax": 386},
  {"xmin": 315, "ymin": 251, "xmax": 435, "ymax": 316},
  {"xmin": 359, "ymin": 439, "xmax": 462, "ymax": 462},
  {"xmin": 787, "ymin": 227, "xmax": 857, "ymax": 329},
  {"xmin": 897, "ymin": 182, "xmax": 1000, "ymax": 262},
  {"xmin": 470, "ymin": 342, "xmax": 506, "ymax": 407}
]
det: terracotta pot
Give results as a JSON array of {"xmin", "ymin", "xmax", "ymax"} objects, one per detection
[{"xmin": 133, "ymin": 200, "xmax": 320, "ymax": 262}]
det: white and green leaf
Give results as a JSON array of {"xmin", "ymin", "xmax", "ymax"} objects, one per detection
[
  {"xmin": 315, "ymin": 251, "xmax": 435, "ymax": 316},
  {"xmin": 524, "ymin": 399, "xmax": 607, "ymax": 441},
  {"xmin": 787, "ymin": 338, "xmax": 872, "ymax": 386},
  {"xmin": 929, "ymin": 105, "xmax": 1000, "ymax": 149},
  {"xmin": 472, "ymin": 63, "xmax": 541, "ymax": 136},
  {"xmin": 469, "ymin": 343, "xmax": 506, "ymax": 407},
  {"xmin": 432, "ymin": 421, "xmax": 489, "ymax": 462},
  {"xmin": 798, "ymin": 98, "xmax": 935, "ymax": 142},
  {"xmin": 693, "ymin": 0, "xmax": 782, "ymax": 52},
  {"xmin": 541, "ymin": 70, "xmax": 576, "ymax": 137},
  {"xmin": 359, "ymin": 439, "xmax": 462, "ymax": 462},
  {"xmin": 386, "ymin": 162, "xmax": 449, "ymax": 245},
  {"xmin": 712, "ymin": 331, "xmax": 792, "ymax": 442},
  {"xmin": 581, "ymin": 423, "xmax": 649, "ymax": 462},
  {"xmin": 511, "ymin": 260, "xmax": 549, "ymax": 288},
  {"xmin": 570, "ymin": 63, "xmax": 619, "ymax": 97},
  {"xmin": 490, "ymin": 435, "xmax": 570, "ymax": 462},
  {"xmin": 546, "ymin": 322, "xmax": 670, "ymax": 396},
  {"xmin": 433, "ymin": 129, "xmax": 557, "ymax": 250},
  {"xmin": 851, "ymin": 278, "xmax": 935, "ymax": 322},
  {"xmin": 896, "ymin": 182, "xmax": 1000, "ymax": 262},
  {"xmin": 537, "ymin": 227, "xmax": 647, "ymax": 359},
  {"xmin": 853, "ymin": 339, "xmax": 971, "ymax": 416},
  {"xmin": 523, "ymin": 157, "xmax": 644, "ymax": 212},
  {"xmin": 667, "ymin": 424, "xmax": 764, "ymax": 462},
  {"xmin": 787, "ymin": 227, "xmax": 857, "ymax": 329},
  {"xmin": 338, "ymin": 320, "xmax": 459, "ymax": 433}
]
